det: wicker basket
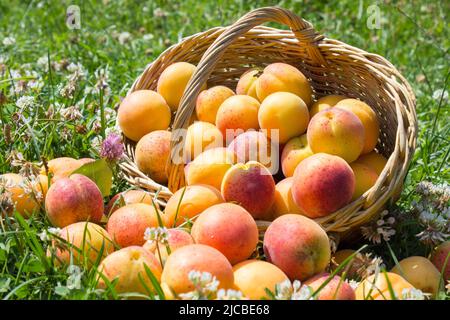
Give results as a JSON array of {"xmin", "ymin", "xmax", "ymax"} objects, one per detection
[{"xmin": 119, "ymin": 7, "xmax": 417, "ymax": 239}]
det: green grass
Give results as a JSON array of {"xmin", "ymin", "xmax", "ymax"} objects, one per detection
[{"xmin": 0, "ymin": 0, "xmax": 449, "ymax": 300}]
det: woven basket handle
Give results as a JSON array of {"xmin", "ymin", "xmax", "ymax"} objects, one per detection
[{"xmin": 168, "ymin": 6, "xmax": 325, "ymax": 191}]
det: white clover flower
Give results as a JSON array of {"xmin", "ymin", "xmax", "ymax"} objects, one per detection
[
  {"xmin": 66, "ymin": 62, "xmax": 86, "ymax": 78},
  {"xmin": 143, "ymin": 34, "xmax": 154, "ymax": 41},
  {"xmin": 401, "ymin": 288, "xmax": 426, "ymax": 300},
  {"xmin": 16, "ymin": 95, "xmax": 35, "ymax": 110},
  {"xmin": 291, "ymin": 285, "xmax": 314, "ymax": 300},
  {"xmin": 60, "ymin": 105, "xmax": 82, "ymax": 121},
  {"xmin": 66, "ymin": 265, "xmax": 83, "ymax": 290},
  {"xmin": 3, "ymin": 36, "xmax": 16, "ymax": 46},
  {"xmin": 118, "ymin": 32, "xmax": 132, "ymax": 45},
  {"xmin": 36, "ymin": 55, "xmax": 49, "ymax": 70},
  {"xmin": 38, "ymin": 227, "xmax": 61, "ymax": 242},
  {"xmin": 143, "ymin": 226, "xmax": 169, "ymax": 244},
  {"xmin": 178, "ymin": 270, "xmax": 220, "ymax": 300},
  {"xmin": 432, "ymin": 89, "xmax": 448, "ymax": 101}
]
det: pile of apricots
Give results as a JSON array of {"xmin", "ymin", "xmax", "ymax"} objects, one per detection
[{"xmin": 2, "ymin": 62, "xmax": 448, "ymax": 300}]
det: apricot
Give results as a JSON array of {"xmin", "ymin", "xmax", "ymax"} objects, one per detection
[
  {"xmin": 431, "ymin": 241, "xmax": 450, "ymax": 281},
  {"xmin": 45, "ymin": 174, "xmax": 104, "ymax": 228},
  {"xmin": 309, "ymin": 95, "xmax": 346, "ymax": 117},
  {"xmin": 105, "ymin": 189, "xmax": 156, "ymax": 215},
  {"xmin": 185, "ymin": 147, "xmax": 235, "ymax": 191},
  {"xmin": 97, "ymin": 246, "xmax": 162, "ymax": 297},
  {"xmin": 258, "ymin": 92, "xmax": 309, "ymax": 144},
  {"xmin": 184, "ymin": 121, "xmax": 224, "ymax": 160},
  {"xmin": 350, "ymin": 163, "xmax": 378, "ymax": 200},
  {"xmin": 354, "ymin": 151, "xmax": 388, "ymax": 175},
  {"xmin": 335, "ymin": 99, "xmax": 380, "ymax": 154},
  {"xmin": 117, "ymin": 90, "xmax": 171, "ymax": 142},
  {"xmin": 196, "ymin": 86, "xmax": 235, "ymax": 124},
  {"xmin": 41, "ymin": 157, "xmax": 92, "ymax": 182},
  {"xmin": 271, "ymin": 177, "xmax": 304, "ymax": 219},
  {"xmin": 263, "ymin": 214, "xmax": 331, "ymax": 281},
  {"xmin": 52, "ymin": 222, "xmax": 114, "ymax": 268},
  {"xmin": 227, "ymin": 130, "xmax": 274, "ymax": 168},
  {"xmin": 391, "ymin": 256, "xmax": 441, "ymax": 296},
  {"xmin": 256, "ymin": 62, "xmax": 312, "ymax": 105},
  {"xmin": 135, "ymin": 130, "xmax": 171, "ymax": 184},
  {"xmin": 280, "ymin": 134, "xmax": 313, "ymax": 177},
  {"xmin": 143, "ymin": 228, "xmax": 194, "ymax": 265},
  {"xmin": 233, "ymin": 260, "xmax": 289, "ymax": 299},
  {"xmin": 161, "ymin": 244, "xmax": 234, "ymax": 295},
  {"xmin": 221, "ymin": 161, "xmax": 275, "ymax": 219},
  {"xmin": 291, "ymin": 153, "xmax": 355, "ymax": 218},
  {"xmin": 305, "ymin": 273, "xmax": 356, "ymax": 300},
  {"xmin": 308, "ymin": 108, "xmax": 365, "ymax": 163},
  {"xmin": 0, "ymin": 173, "xmax": 47, "ymax": 218},
  {"xmin": 106, "ymin": 203, "xmax": 163, "ymax": 248},
  {"xmin": 215, "ymin": 95, "xmax": 260, "ymax": 140},
  {"xmin": 157, "ymin": 62, "xmax": 206, "ymax": 111},
  {"xmin": 191, "ymin": 203, "xmax": 258, "ymax": 265},
  {"xmin": 235, "ymin": 69, "xmax": 259, "ymax": 100},
  {"xmin": 164, "ymin": 184, "xmax": 224, "ymax": 227},
  {"xmin": 355, "ymin": 272, "xmax": 415, "ymax": 300}
]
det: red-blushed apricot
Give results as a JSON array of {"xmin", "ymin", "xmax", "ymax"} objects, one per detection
[
  {"xmin": 191, "ymin": 203, "xmax": 258, "ymax": 265},
  {"xmin": 271, "ymin": 177, "xmax": 304, "ymax": 219},
  {"xmin": 97, "ymin": 246, "xmax": 162, "ymax": 297},
  {"xmin": 235, "ymin": 69, "xmax": 259, "ymax": 100},
  {"xmin": 335, "ymin": 99, "xmax": 380, "ymax": 154},
  {"xmin": 106, "ymin": 203, "xmax": 164, "ymax": 248},
  {"xmin": 307, "ymin": 108, "xmax": 365, "ymax": 163},
  {"xmin": 309, "ymin": 95, "xmax": 346, "ymax": 117},
  {"xmin": 391, "ymin": 256, "xmax": 441, "ymax": 296},
  {"xmin": 350, "ymin": 163, "xmax": 378, "ymax": 200},
  {"xmin": 355, "ymin": 272, "xmax": 415, "ymax": 300},
  {"xmin": 0, "ymin": 173, "xmax": 47, "ymax": 218},
  {"xmin": 291, "ymin": 153, "xmax": 355, "ymax": 218},
  {"xmin": 117, "ymin": 90, "xmax": 171, "ymax": 142},
  {"xmin": 354, "ymin": 151, "xmax": 388, "ymax": 175},
  {"xmin": 164, "ymin": 184, "xmax": 224, "ymax": 227},
  {"xmin": 161, "ymin": 244, "xmax": 234, "ymax": 295},
  {"xmin": 215, "ymin": 95, "xmax": 260, "ymax": 140},
  {"xmin": 280, "ymin": 134, "xmax": 313, "ymax": 177},
  {"xmin": 258, "ymin": 92, "xmax": 309, "ymax": 144},
  {"xmin": 45, "ymin": 174, "xmax": 104, "ymax": 228},
  {"xmin": 184, "ymin": 121, "xmax": 224, "ymax": 160},
  {"xmin": 143, "ymin": 228, "xmax": 194, "ymax": 265},
  {"xmin": 51, "ymin": 222, "xmax": 114, "ymax": 268},
  {"xmin": 185, "ymin": 147, "xmax": 236, "ymax": 191},
  {"xmin": 157, "ymin": 62, "xmax": 206, "ymax": 111},
  {"xmin": 135, "ymin": 130, "xmax": 171, "ymax": 184},
  {"xmin": 256, "ymin": 63, "xmax": 312, "ymax": 105},
  {"xmin": 304, "ymin": 273, "xmax": 355, "ymax": 300},
  {"xmin": 227, "ymin": 130, "xmax": 274, "ymax": 168},
  {"xmin": 431, "ymin": 241, "xmax": 450, "ymax": 281},
  {"xmin": 221, "ymin": 161, "xmax": 275, "ymax": 220},
  {"xmin": 263, "ymin": 214, "xmax": 331, "ymax": 281},
  {"xmin": 233, "ymin": 260, "xmax": 289, "ymax": 299},
  {"xmin": 105, "ymin": 189, "xmax": 157, "ymax": 215},
  {"xmin": 196, "ymin": 86, "xmax": 235, "ymax": 124}
]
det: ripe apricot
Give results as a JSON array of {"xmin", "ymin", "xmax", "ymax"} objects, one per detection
[{"xmin": 117, "ymin": 90, "xmax": 171, "ymax": 142}]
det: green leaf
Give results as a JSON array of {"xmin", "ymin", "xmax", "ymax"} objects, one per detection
[{"xmin": 71, "ymin": 158, "xmax": 113, "ymax": 197}]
